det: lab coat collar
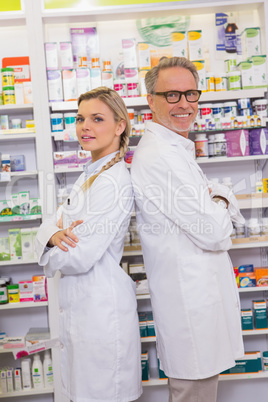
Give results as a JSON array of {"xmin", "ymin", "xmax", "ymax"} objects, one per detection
[
  {"xmin": 83, "ymin": 151, "xmax": 119, "ymax": 176},
  {"xmin": 146, "ymin": 121, "xmax": 195, "ymax": 156}
]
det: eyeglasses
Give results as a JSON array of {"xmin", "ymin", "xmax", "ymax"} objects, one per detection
[{"xmin": 151, "ymin": 90, "xmax": 202, "ymax": 103}]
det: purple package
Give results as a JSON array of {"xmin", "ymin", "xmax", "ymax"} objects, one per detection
[
  {"xmin": 54, "ymin": 151, "xmax": 78, "ymax": 168},
  {"xmin": 70, "ymin": 27, "xmax": 99, "ymax": 63},
  {"xmin": 249, "ymin": 128, "xmax": 268, "ymax": 155},
  {"xmin": 225, "ymin": 130, "xmax": 249, "ymax": 157}
]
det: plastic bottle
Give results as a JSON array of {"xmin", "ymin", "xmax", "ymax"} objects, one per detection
[
  {"xmin": 194, "ymin": 133, "xmax": 208, "ymax": 158},
  {"xmin": 32, "ymin": 354, "xmax": 44, "ymax": 389},
  {"xmin": 247, "ymin": 218, "xmax": 261, "ymax": 237},
  {"xmin": 21, "ymin": 358, "xmax": 32, "ymax": 390},
  {"xmin": 43, "ymin": 350, "xmax": 54, "ymax": 388},
  {"xmin": 214, "ymin": 133, "xmax": 227, "ymax": 157}
]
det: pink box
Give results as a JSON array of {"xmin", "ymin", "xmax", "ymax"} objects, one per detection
[{"xmin": 225, "ymin": 130, "xmax": 249, "ymax": 157}]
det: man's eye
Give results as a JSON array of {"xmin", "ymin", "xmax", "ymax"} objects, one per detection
[{"xmin": 167, "ymin": 92, "xmax": 177, "ymax": 98}]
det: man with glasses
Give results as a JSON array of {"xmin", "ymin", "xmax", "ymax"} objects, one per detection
[{"xmin": 131, "ymin": 57, "xmax": 244, "ymax": 402}]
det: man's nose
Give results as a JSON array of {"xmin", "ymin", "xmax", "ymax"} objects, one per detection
[{"xmin": 176, "ymin": 93, "xmax": 189, "ymax": 107}]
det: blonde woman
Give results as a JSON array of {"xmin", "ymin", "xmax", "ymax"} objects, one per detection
[{"xmin": 35, "ymin": 87, "xmax": 142, "ymax": 402}]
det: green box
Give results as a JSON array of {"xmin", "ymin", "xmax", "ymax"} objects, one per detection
[
  {"xmin": 8, "ymin": 228, "xmax": 22, "ymax": 261},
  {"xmin": 221, "ymin": 352, "xmax": 261, "ymax": 374},
  {"xmin": 241, "ymin": 309, "xmax": 253, "ymax": 330},
  {"xmin": 0, "ymin": 237, "xmax": 10, "ymax": 261},
  {"xmin": 141, "ymin": 352, "xmax": 149, "ymax": 381},
  {"xmin": 253, "ymin": 299, "xmax": 268, "ymax": 329},
  {"xmin": 11, "ymin": 193, "xmax": 20, "ymax": 215}
]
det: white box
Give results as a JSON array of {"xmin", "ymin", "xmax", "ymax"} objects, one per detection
[
  {"xmin": 237, "ymin": 61, "xmax": 254, "ymax": 89},
  {"xmin": 188, "ymin": 30, "xmax": 203, "ymax": 60},
  {"xmin": 171, "ymin": 31, "xmax": 187, "ymax": 58},
  {"xmin": 14, "ymin": 83, "xmax": 24, "ymax": 105},
  {"xmin": 251, "ymin": 55, "xmax": 267, "ymax": 88},
  {"xmin": 122, "ymin": 38, "xmax": 138, "ymax": 68},
  {"xmin": 0, "ymin": 236, "xmax": 10, "ymax": 261},
  {"xmin": 62, "ymin": 69, "xmax": 77, "ymax": 101},
  {"xmin": 19, "ymin": 191, "xmax": 30, "ymax": 215},
  {"xmin": 23, "ymin": 81, "xmax": 33, "ymax": 104},
  {"xmin": 192, "ymin": 60, "xmax": 206, "ymax": 91},
  {"xmin": 21, "ymin": 228, "xmax": 34, "ymax": 261},
  {"xmin": 241, "ymin": 27, "xmax": 261, "ymax": 57},
  {"xmin": 137, "ymin": 42, "xmax": 151, "ymax": 70},
  {"xmin": 8, "ymin": 228, "xmax": 22, "ymax": 261}
]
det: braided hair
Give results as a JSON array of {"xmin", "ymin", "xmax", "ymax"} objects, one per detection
[{"xmin": 77, "ymin": 87, "xmax": 130, "ymax": 192}]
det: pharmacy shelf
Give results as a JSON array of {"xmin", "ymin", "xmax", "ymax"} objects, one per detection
[
  {"xmin": 0, "ymin": 214, "xmax": 42, "ymax": 223},
  {"xmin": 141, "ymin": 337, "xmax": 156, "ymax": 343},
  {"xmin": 54, "ymin": 166, "xmax": 83, "ymax": 174},
  {"xmin": 231, "ymin": 240, "xmax": 268, "ymax": 250},
  {"xmin": 0, "ymin": 171, "xmax": 39, "ymax": 183},
  {"xmin": 41, "ymin": 0, "xmax": 266, "ymax": 23},
  {"xmin": 137, "ymin": 288, "xmax": 268, "ymax": 301},
  {"xmin": 123, "ymin": 246, "xmax": 142, "ymax": 257},
  {"xmin": 0, "ymin": 259, "xmax": 38, "ymax": 266},
  {"xmin": 0, "ymin": 104, "xmax": 33, "ymax": 112},
  {"xmin": 142, "ymin": 370, "xmax": 268, "ymax": 387},
  {"xmin": 0, "ymin": 132, "xmax": 35, "ymax": 141},
  {"xmin": 0, "ymin": 301, "xmax": 48, "ymax": 310},
  {"xmin": 49, "ymin": 87, "xmax": 267, "ymax": 112},
  {"xmin": 197, "ymin": 154, "xmax": 268, "ymax": 165},
  {"xmin": 243, "ymin": 329, "xmax": 268, "ymax": 336},
  {"xmin": 236, "ymin": 194, "xmax": 268, "ymax": 210},
  {"xmin": 239, "ymin": 286, "xmax": 268, "ymax": 293},
  {"xmin": 0, "ymin": 388, "xmax": 53, "ymax": 398}
]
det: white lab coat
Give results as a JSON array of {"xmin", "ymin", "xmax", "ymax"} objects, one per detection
[
  {"xmin": 35, "ymin": 153, "xmax": 142, "ymax": 402},
  {"xmin": 131, "ymin": 122, "xmax": 245, "ymax": 380}
]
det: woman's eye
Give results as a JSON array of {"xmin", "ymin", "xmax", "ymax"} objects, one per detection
[
  {"xmin": 75, "ymin": 117, "xmax": 84, "ymax": 123},
  {"xmin": 94, "ymin": 117, "xmax": 103, "ymax": 122}
]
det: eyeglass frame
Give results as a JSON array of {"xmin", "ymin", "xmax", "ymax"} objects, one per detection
[{"xmin": 150, "ymin": 90, "xmax": 202, "ymax": 104}]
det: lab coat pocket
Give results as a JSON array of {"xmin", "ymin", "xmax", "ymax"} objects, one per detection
[{"xmin": 179, "ymin": 252, "xmax": 222, "ymax": 310}]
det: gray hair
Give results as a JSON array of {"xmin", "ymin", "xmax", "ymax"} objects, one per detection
[{"xmin": 145, "ymin": 57, "xmax": 199, "ymax": 94}]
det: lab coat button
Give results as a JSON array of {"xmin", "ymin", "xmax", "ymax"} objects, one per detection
[
  {"xmin": 60, "ymin": 343, "xmax": 64, "ymax": 350},
  {"xmin": 59, "ymin": 307, "xmax": 63, "ymax": 313}
]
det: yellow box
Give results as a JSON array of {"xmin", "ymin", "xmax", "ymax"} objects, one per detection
[{"xmin": 263, "ymin": 178, "xmax": 268, "ymax": 193}]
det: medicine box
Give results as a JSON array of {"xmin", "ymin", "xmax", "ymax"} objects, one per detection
[
  {"xmin": 188, "ymin": 30, "xmax": 203, "ymax": 60},
  {"xmin": 10, "ymin": 155, "xmax": 25, "ymax": 172},
  {"xmin": 249, "ymin": 128, "xmax": 268, "ymax": 155},
  {"xmin": 157, "ymin": 358, "xmax": 168, "ymax": 379},
  {"xmin": 237, "ymin": 61, "xmax": 254, "ymax": 89},
  {"xmin": 254, "ymin": 267, "xmax": 268, "ymax": 286},
  {"xmin": 241, "ymin": 309, "xmax": 253, "ymax": 330},
  {"xmin": 122, "ymin": 38, "xmax": 138, "ymax": 69},
  {"xmin": 250, "ymin": 55, "xmax": 267, "ymax": 88},
  {"xmin": 32, "ymin": 275, "xmax": 48, "ymax": 302},
  {"xmin": 225, "ymin": 130, "xmax": 249, "ymax": 157},
  {"xmin": 19, "ymin": 281, "xmax": 33, "ymax": 302},
  {"xmin": 25, "ymin": 327, "xmax": 50, "ymax": 346},
  {"xmin": 239, "ymin": 264, "xmax": 254, "ymax": 273},
  {"xmin": 221, "ymin": 351, "xmax": 261, "ymax": 374},
  {"xmin": 19, "ymin": 191, "xmax": 30, "ymax": 215},
  {"xmin": 139, "ymin": 312, "xmax": 148, "ymax": 338},
  {"xmin": 0, "ymin": 200, "xmax": 12, "ymax": 216},
  {"xmin": 253, "ymin": 299, "xmax": 268, "ymax": 329},
  {"xmin": 11, "ymin": 193, "xmax": 20, "ymax": 215},
  {"xmin": 0, "ymin": 237, "xmax": 10, "ymax": 261},
  {"xmin": 137, "ymin": 42, "xmax": 151, "ymax": 70},
  {"xmin": 8, "ymin": 228, "xmax": 22, "ymax": 261},
  {"xmin": 21, "ymin": 228, "xmax": 34, "ymax": 260},
  {"xmin": 171, "ymin": 32, "xmax": 187, "ymax": 58},
  {"xmin": 239, "ymin": 273, "xmax": 256, "ymax": 288},
  {"xmin": 53, "ymin": 151, "xmax": 78, "ymax": 169},
  {"xmin": 241, "ymin": 27, "xmax": 261, "ymax": 57},
  {"xmin": 192, "ymin": 60, "xmax": 206, "ymax": 91},
  {"xmin": 141, "ymin": 351, "xmax": 149, "ymax": 381}
]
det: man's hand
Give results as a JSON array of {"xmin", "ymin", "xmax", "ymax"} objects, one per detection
[{"xmin": 48, "ymin": 220, "xmax": 83, "ymax": 252}]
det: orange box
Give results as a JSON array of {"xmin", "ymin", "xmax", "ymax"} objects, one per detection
[{"xmin": 254, "ymin": 267, "xmax": 268, "ymax": 286}]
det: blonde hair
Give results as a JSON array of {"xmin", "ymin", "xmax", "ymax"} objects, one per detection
[{"xmin": 77, "ymin": 87, "xmax": 130, "ymax": 192}]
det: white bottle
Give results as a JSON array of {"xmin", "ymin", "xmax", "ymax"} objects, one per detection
[
  {"xmin": 21, "ymin": 358, "xmax": 32, "ymax": 390},
  {"xmin": 32, "ymin": 354, "xmax": 44, "ymax": 389},
  {"xmin": 43, "ymin": 350, "xmax": 54, "ymax": 388}
]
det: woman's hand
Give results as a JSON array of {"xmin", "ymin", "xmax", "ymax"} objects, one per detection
[{"xmin": 48, "ymin": 220, "xmax": 83, "ymax": 252}]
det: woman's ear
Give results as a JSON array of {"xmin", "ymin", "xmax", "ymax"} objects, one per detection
[{"xmin": 115, "ymin": 120, "xmax": 126, "ymax": 137}]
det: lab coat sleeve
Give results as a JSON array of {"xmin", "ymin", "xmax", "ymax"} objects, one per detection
[
  {"xmin": 35, "ymin": 205, "xmax": 64, "ymax": 266},
  {"xmin": 208, "ymin": 181, "xmax": 245, "ymax": 225},
  {"xmin": 134, "ymin": 145, "xmax": 233, "ymax": 252},
  {"xmin": 39, "ymin": 172, "xmax": 133, "ymax": 277}
]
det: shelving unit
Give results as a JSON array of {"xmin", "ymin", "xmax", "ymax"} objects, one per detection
[
  {"xmin": 0, "ymin": 1, "xmax": 267, "ymax": 402},
  {"xmin": 0, "ymin": 388, "xmax": 54, "ymax": 399},
  {"xmin": 0, "ymin": 301, "xmax": 48, "ymax": 310}
]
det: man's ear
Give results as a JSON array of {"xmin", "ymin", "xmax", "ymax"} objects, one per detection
[{"xmin": 147, "ymin": 94, "xmax": 155, "ymax": 113}]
